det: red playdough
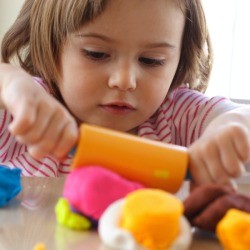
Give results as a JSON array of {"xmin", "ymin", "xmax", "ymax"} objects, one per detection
[{"xmin": 63, "ymin": 166, "xmax": 144, "ymax": 220}]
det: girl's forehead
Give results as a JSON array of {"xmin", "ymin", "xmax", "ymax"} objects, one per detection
[
  {"xmin": 79, "ymin": 1, "xmax": 183, "ymax": 29},
  {"xmin": 73, "ymin": 0, "xmax": 185, "ymax": 47},
  {"xmin": 103, "ymin": 0, "xmax": 185, "ymax": 13},
  {"xmin": 54, "ymin": 0, "xmax": 187, "ymax": 37}
]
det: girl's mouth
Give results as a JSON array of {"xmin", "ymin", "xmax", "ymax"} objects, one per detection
[{"xmin": 100, "ymin": 102, "xmax": 135, "ymax": 115}]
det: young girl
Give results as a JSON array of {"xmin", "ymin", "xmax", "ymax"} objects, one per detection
[{"xmin": 0, "ymin": 0, "xmax": 249, "ymax": 187}]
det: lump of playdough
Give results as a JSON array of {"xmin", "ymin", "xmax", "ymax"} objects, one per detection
[
  {"xmin": 0, "ymin": 166, "xmax": 22, "ymax": 207},
  {"xmin": 55, "ymin": 197, "xmax": 92, "ymax": 230},
  {"xmin": 120, "ymin": 189, "xmax": 183, "ymax": 249},
  {"xmin": 99, "ymin": 189, "xmax": 192, "ymax": 250},
  {"xmin": 216, "ymin": 209, "xmax": 250, "ymax": 250},
  {"xmin": 184, "ymin": 184, "xmax": 250, "ymax": 232},
  {"xmin": 63, "ymin": 166, "xmax": 144, "ymax": 220}
]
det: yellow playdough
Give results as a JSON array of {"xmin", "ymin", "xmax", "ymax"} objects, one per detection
[
  {"xmin": 33, "ymin": 242, "xmax": 46, "ymax": 250},
  {"xmin": 120, "ymin": 189, "xmax": 183, "ymax": 250},
  {"xmin": 216, "ymin": 208, "xmax": 250, "ymax": 250},
  {"xmin": 55, "ymin": 198, "xmax": 91, "ymax": 230}
]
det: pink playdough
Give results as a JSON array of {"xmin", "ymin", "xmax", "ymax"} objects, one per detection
[{"xmin": 63, "ymin": 166, "xmax": 144, "ymax": 220}]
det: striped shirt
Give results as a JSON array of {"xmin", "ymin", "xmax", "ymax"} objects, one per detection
[{"xmin": 0, "ymin": 84, "xmax": 240, "ymax": 177}]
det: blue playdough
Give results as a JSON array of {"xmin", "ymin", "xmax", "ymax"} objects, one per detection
[{"xmin": 0, "ymin": 166, "xmax": 22, "ymax": 207}]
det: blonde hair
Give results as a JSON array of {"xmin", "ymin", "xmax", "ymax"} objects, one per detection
[{"xmin": 1, "ymin": 0, "xmax": 212, "ymax": 101}]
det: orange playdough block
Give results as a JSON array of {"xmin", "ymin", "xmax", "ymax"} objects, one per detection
[
  {"xmin": 120, "ymin": 189, "xmax": 183, "ymax": 249},
  {"xmin": 217, "ymin": 209, "xmax": 250, "ymax": 250}
]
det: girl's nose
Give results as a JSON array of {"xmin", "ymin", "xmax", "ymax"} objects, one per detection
[{"xmin": 108, "ymin": 63, "xmax": 137, "ymax": 91}]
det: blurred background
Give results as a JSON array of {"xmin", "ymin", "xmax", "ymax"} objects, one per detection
[
  {"xmin": 0, "ymin": 0, "xmax": 24, "ymax": 42},
  {"xmin": 0, "ymin": 0, "xmax": 250, "ymax": 102}
]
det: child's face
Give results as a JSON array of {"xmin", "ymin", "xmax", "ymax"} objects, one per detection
[{"xmin": 58, "ymin": 0, "xmax": 185, "ymax": 132}]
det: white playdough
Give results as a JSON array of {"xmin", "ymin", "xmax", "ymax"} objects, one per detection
[{"xmin": 98, "ymin": 199, "xmax": 192, "ymax": 250}]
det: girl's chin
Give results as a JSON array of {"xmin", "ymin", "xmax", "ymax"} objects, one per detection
[
  {"xmin": 74, "ymin": 117, "xmax": 138, "ymax": 134},
  {"xmin": 91, "ymin": 123, "xmax": 134, "ymax": 132}
]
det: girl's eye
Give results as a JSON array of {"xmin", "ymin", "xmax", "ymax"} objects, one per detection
[
  {"xmin": 139, "ymin": 57, "xmax": 165, "ymax": 67},
  {"xmin": 82, "ymin": 49, "xmax": 110, "ymax": 61}
]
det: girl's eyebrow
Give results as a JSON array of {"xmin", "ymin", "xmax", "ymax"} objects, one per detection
[
  {"xmin": 145, "ymin": 42, "xmax": 177, "ymax": 50},
  {"xmin": 75, "ymin": 33, "xmax": 114, "ymax": 42},
  {"xmin": 75, "ymin": 32, "xmax": 176, "ymax": 49}
]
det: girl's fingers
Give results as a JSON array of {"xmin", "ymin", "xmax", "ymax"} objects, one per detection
[
  {"xmin": 27, "ymin": 108, "xmax": 78, "ymax": 160},
  {"xmin": 202, "ymin": 141, "xmax": 231, "ymax": 184},
  {"xmin": 231, "ymin": 124, "xmax": 250, "ymax": 163},
  {"xmin": 188, "ymin": 141, "xmax": 228, "ymax": 185},
  {"xmin": 188, "ymin": 151, "xmax": 212, "ymax": 185},
  {"xmin": 206, "ymin": 134, "xmax": 243, "ymax": 182},
  {"xmin": 217, "ymin": 124, "xmax": 249, "ymax": 177},
  {"xmin": 12, "ymin": 103, "xmax": 53, "ymax": 145},
  {"xmin": 16, "ymin": 100, "xmax": 68, "ymax": 143},
  {"xmin": 6, "ymin": 89, "xmax": 78, "ymax": 160},
  {"xmin": 51, "ymin": 120, "xmax": 78, "ymax": 159},
  {"xmin": 8, "ymin": 97, "xmax": 38, "ymax": 135},
  {"xmin": 220, "ymin": 140, "xmax": 243, "ymax": 177},
  {"xmin": 27, "ymin": 122, "xmax": 77, "ymax": 160},
  {"xmin": 189, "ymin": 125, "xmax": 249, "ymax": 188}
]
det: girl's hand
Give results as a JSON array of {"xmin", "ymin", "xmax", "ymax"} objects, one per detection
[
  {"xmin": 188, "ymin": 110, "xmax": 250, "ymax": 187},
  {"xmin": 0, "ymin": 64, "xmax": 78, "ymax": 160}
]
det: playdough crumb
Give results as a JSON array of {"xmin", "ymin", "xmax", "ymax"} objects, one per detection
[{"xmin": 33, "ymin": 242, "xmax": 46, "ymax": 250}]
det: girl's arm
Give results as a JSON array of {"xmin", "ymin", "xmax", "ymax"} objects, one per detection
[
  {"xmin": 188, "ymin": 106, "xmax": 250, "ymax": 187},
  {"xmin": 0, "ymin": 63, "xmax": 78, "ymax": 160}
]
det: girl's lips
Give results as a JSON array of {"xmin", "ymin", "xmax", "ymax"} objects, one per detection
[{"xmin": 100, "ymin": 102, "xmax": 135, "ymax": 115}]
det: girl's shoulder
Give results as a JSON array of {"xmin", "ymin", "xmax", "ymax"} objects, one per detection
[
  {"xmin": 167, "ymin": 84, "xmax": 210, "ymax": 103},
  {"xmin": 166, "ymin": 84, "xmax": 241, "ymax": 111},
  {"xmin": 163, "ymin": 84, "xmax": 235, "ymax": 112},
  {"xmin": 158, "ymin": 84, "xmax": 209, "ymax": 115}
]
